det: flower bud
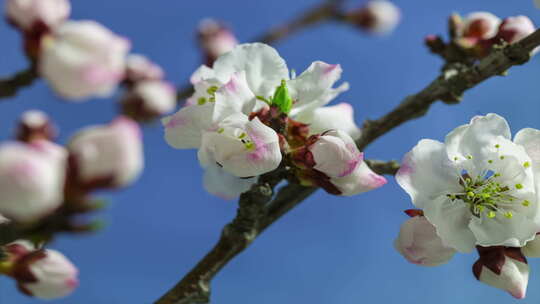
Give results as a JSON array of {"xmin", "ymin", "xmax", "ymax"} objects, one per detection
[
  {"xmin": 331, "ymin": 161, "xmax": 387, "ymax": 196},
  {"xmin": 473, "ymin": 246, "xmax": 529, "ymax": 299},
  {"xmin": 309, "ymin": 130, "xmax": 363, "ymax": 178},
  {"xmin": 347, "ymin": 0, "xmax": 401, "ymax": 35},
  {"xmin": 4, "ymin": 240, "xmax": 35, "ymax": 260},
  {"xmin": 68, "ymin": 117, "xmax": 143, "ymax": 189},
  {"xmin": 39, "ymin": 20, "xmax": 130, "ymax": 100},
  {"xmin": 15, "ymin": 110, "xmax": 57, "ymax": 143},
  {"xmin": 13, "ymin": 249, "xmax": 78, "ymax": 300},
  {"xmin": 461, "ymin": 12, "xmax": 501, "ymax": 40},
  {"xmin": 0, "ymin": 141, "xmax": 66, "ymax": 222},
  {"xmin": 496, "ymin": 16, "xmax": 536, "ymax": 44},
  {"xmin": 197, "ymin": 18, "xmax": 238, "ymax": 65},
  {"xmin": 394, "ymin": 216, "xmax": 456, "ymax": 266},
  {"xmin": 121, "ymin": 81, "xmax": 176, "ymax": 121},
  {"xmin": 5, "ymin": 0, "xmax": 70, "ymax": 33},
  {"xmin": 125, "ymin": 54, "xmax": 164, "ymax": 84}
]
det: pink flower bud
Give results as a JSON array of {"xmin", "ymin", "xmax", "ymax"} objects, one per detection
[
  {"xmin": 0, "ymin": 141, "xmax": 66, "ymax": 222},
  {"xmin": 121, "ymin": 81, "xmax": 176, "ymax": 121},
  {"xmin": 497, "ymin": 16, "xmax": 536, "ymax": 44},
  {"xmin": 13, "ymin": 249, "xmax": 78, "ymax": 300},
  {"xmin": 461, "ymin": 12, "xmax": 501, "ymax": 40},
  {"xmin": 5, "ymin": 0, "xmax": 70, "ymax": 33},
  {"xmin": 347, "ymin": 0, "xmax": 401, "ymax": 35},
  {"xmin": 68, "ymin": 117, "xmax": 143, "ymax": 189},
  {"xmin": 394, "ymin": 216, "xmax": 456, "ymax": 266},
  {"xmin": 39, "ymin": 20, "xmax": 130, "ymax": 100},
  {"xmin": 125, "ymin": 54, "xmax": 164, "ymax": 84},
  {"xmin": 473, "ymin": 246, "xmax": 529, "ymax": 299},
  {"xmin": 197, "ymin": 18, "xmax": 238, "ymax": 65},
  {"xmin": 15, "ymin": 110, "xmax": 57, "ymax": 142},
  {"xmin": 309, "ymin": 130, "xmax": 363, "ymax": 178}
]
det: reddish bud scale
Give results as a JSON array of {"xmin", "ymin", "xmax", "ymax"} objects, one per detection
[
  {"xmin": 404, "ymin": 209, "xmax": 424, "ymax": 217},
  {"xmin": 473, "ymin": 246, "xmax": 527, "ymax": 280}
]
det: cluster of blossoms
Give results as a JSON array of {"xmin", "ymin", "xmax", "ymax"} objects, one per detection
[
  {"xmin": 0, "ymin": 110, "xmax": 144, "ymax": 299},
  {"xmin": 425, "ymin": 12, "xmax": 536, "ymax": 61},
  {"xmin": 5, "ymin": 0, "xmax": 176, "ymax": 120},
  {"xmin": 163, "ymin": 43, "xmax": 386, "ymax": 199},
  {"xmin": 395, "ymin": 113, "xmax": 540, "ymax": 299}
]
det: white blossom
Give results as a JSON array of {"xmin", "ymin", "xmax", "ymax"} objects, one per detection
[
  {"xmin": 394, "ymin": 216, "xmax": 456, "ymax": 266},
  {"xmin": 15, "ymin": 249, "xmax": 78, "ymax": 300},
  {"xmin": 68, "ymin": 117, "xmax": 143, "ymax": 188},
  {"xmin": 396, "ymin": 114, "xmax": 540, "ymax": 253},
  {"xmin": 40, "ymin": 20, "xmax": 130, "ymax": 100},
  {"xmin": 198, "ymin": 113, "xmax": 281, "ymax": 177},
  {"xmin": 309, "ymin": 130, "xmax": 363, "ymax": 178},
  {"xmin": 6, "ymin": 0, "xmax": 70, "ymax": 32},
  {"xmin": 0, "ymin": 141, "xmax": 66, "ymax": 222}
]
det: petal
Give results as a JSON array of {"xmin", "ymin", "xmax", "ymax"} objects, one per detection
[
  {"xmin": 311, "ymin": 130, "xmax": 363, "ymax": 178},
  {"xmin": 332, "ymin": 161, "xmax": 387, "ymax": 196},
  {"xmin": 295, "ymin": 103, "xmax": 362, "ymax": 140},
  {"xmin": 422, "ymin": 197, "xmax": 477, "ymax": 253},
  {"xmin": 469, "ymin": 212, "xmax": 538, "ymax": 248},
  {"xmin": 212, "ymin": 43, "xmax": 289, "ymax": 97},
  {"xmin": 212, "ymin": 71, "xmax": 256, "ymax": 123},
  {"xmin": 288, "ymin": 61, "xmax": 343, "ymax": 113},
  {"xmin": 203, "ymin": 163, "xmax": 256, "ymax": 200},
  {"xmin": 514, "ymin": 128, "xmax": 540, "ymax": 174},
  {"xmin": 522, "ymin": 234, "xmax": 540, "ymax": 258},
  {"xmin": 396, "ymin": 139, "xmax": 461, "ymax": 209},
  {"xmin": 162, "ymin": 103, "xmax": 214, "ymax": 149},
  {"xmin": 190, "ymin": 65, "xmax": 215, "ymax": 84}
]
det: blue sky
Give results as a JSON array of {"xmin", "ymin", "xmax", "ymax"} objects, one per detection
[{"xmin": 1, "ymin": 0, "xmax": 540, "ymax": 303}]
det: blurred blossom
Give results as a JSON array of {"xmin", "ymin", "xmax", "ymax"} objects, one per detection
[
  {"xmin": 394, "ymin": 215, "xmax": 456, "ymax": 266},
  {"xmin": 125, "ymin": 54, "xmax": 164, "ymax": 84},
  {"xmin": 0, "ymin": 141, "xmax": 66, "ymax": 222},
  {"xmin": 16, "ymin": 110, "xmax": 57, "ymax": 142},
  {"xmin": 197, "ymin": 18, "xmax": 238, "ymax": 65},
  {"xmin": 13, "ymin": 249, "xmax": 79, "ymax": 300},
  {"xmin": 68, "ymin": 117, "xmax": 143, "ymax": 189},
  {"xmin": 5, "ymin": 0, "xmax": 70, "ymax": 33},
  {"xmin": 461, "ymin": 12, "xmax": 501, "ymax": 40},
  {"xmin": 121, "ymin": 80, "xmax": 176, "ymax": 121},
  {"xmin": 473, "ymin": 246, "xmax": 529, "ymax": 299},
  {"xmin": 497, "ymin": 16, "xmax": 536, "ymax": 44},
  {"xmin": 346, "ymin": 0, "xmax": 401, "ymax": 35},
  {"xmin": 39, "ymin": 20, "xmax": 130, "ymax": 100}
]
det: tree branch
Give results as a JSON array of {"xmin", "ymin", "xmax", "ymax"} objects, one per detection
[
  {"xmin": 0, "ymin": 66, "xmax": 38, "ymax": 99},
  {"xmin": 158, "ymin": 28, "xmax": 540, "ymax": 304}
]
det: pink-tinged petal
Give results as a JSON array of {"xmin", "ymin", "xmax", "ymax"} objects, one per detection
[
  {"xmin": 212, "ymin": 71, "xmax": 256, "ymax": 123},
  {"xmin": 332, "ymin": 161, "xmax": 387, "ymax": 196},
  {"xmin": 310, "ymin": 130, "xmax": 362, "ymax": 178}
]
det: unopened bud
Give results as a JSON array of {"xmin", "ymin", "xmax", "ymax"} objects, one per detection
[
  {"xmin": 197, "ymin": 18, "xmax": 238, "ymax": 65},
  {"xmin": 121, "ymin": 80, "xmax": 176, "ymax": 121},
  {"xmin": 497, "ymin": 16, "xmax": 536, "ymax": 44},
  {"xmin": 15, "ymin": 110, "xmax": 57, "ymax": 142},
  {"xmin": 12, "ymin": 249, "xmax": 78, "ymax": 300},
  {"xmin": 5, "ymin": 0, "xmax": 70, "ymax": 34},
  {"xmin": 346, "ymin": 0, "xmax": 401, "ymax": 35},
  {"xmin": 68, "ymin": 117, "xmax": 143, "ymax": 189},
  {"xmin": 125, "ymin": 54, "xmax": 164, "ymax": 85},
  {"xmin": 461, "ymin": 12, "xmax": 501, "ymax": 40}
]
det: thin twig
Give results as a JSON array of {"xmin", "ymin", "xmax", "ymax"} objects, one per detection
[
  {"xmin": 157, "ymin": 28, "xmax": 540, "ymax": 304},
  {"xmin": 0, "ymin": 66, "xmax": 38, "ymax": 99}
]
